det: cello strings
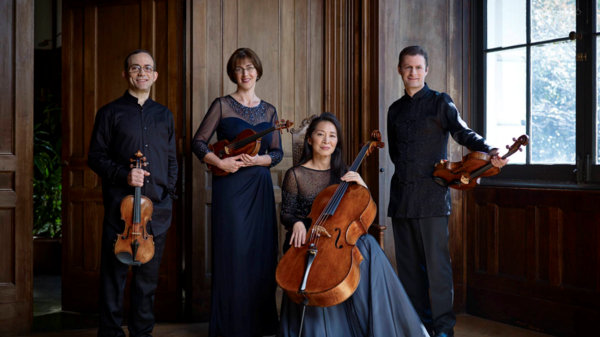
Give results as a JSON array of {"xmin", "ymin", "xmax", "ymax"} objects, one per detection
[{"xmin": 307, "ymin": 142, "xmax": 371, "ymax": 245}]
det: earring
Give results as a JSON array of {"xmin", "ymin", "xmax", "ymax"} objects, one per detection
[{"xmin": 257, "ymin": 76, "xmax": 260, "ymax": 80}]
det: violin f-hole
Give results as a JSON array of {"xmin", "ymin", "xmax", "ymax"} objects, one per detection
[{"xmin": 334, "ymin": 228, "xmax": 343, "ymax": 249}]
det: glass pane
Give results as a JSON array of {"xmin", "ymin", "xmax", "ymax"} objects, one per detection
[
  {"xmin": 597, "ymin": 0, "xmax": 600, "ymax": 32},
  {"xmin": 531, "ymin": 0, "xmax": 575, "ymax": 43},
  {"xmin": 531, "ymin": 41, "xmax": 576, "ymax": 164},
  {"xmin": 486, "ymin": 49, "xmax": 527, "ymax": 164},
  {"xmin": 487, "ymin": 0, "xmax": 526, "ymax": 49}
]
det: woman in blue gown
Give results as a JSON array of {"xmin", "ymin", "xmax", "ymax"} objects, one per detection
[
  {"xmin": 192, "ymin": 48, "xmax": 281, "ymax": 337},
  {"xmin": 278, "ymin": 113, "xmax": 429, "ymax": 337}
]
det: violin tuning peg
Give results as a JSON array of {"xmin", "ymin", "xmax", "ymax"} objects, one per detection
[
  {"xmin": 512, "ymin": 137, "xmax": 516, "ymax": 142},
  {"xmin": 519, "ymin": 148, "xmax": 523, "ymax": 152},
  {"xmin": 506, "ymin": 145, "xmax": 510, "ymax": 150}
]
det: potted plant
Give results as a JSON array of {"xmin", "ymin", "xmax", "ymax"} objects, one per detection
[{"xmin": 33, "ymin": 102, "xmax": 62, "ymax": 275}]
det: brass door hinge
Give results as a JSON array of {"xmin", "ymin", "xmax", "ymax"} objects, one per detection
[{"xmin": 577, "ymin": 53, "xmax": 587, "ymax": 62}]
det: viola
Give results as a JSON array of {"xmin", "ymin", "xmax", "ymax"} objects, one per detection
[
  {"xmin": 114, "ymin": 151, "xmax": 154, "ymax": 266},
  {"xmin": 207, "ymin": 120, "xmax": 293, "ymax": 176},
  {"xmin": 276, "ymin": 131, "xmax": 385, "ymax": 310},
  {"xmin": 432, "ymin": 135, "xmax": 529, "ymax": 190}
]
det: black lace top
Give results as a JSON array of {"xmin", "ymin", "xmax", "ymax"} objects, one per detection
[
  {"xmin": 281, "ymin": 166, "xmax": 336, "ymax": 252},
  {"xmin": 191, "ymin": 95, "xmax": 283, "ymax": 167}
]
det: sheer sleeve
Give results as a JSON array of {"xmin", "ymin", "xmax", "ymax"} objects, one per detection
[
  {"xmin": 192, "ymin": 98, "xmax": 222, "ymax": 163},
  {"xmin": 281, "ymin": 167, "xmax": 304, "ymax": 230},
  {"xmin": 267, "ymin": 107, "xmax": 283, "ymax": 168}
]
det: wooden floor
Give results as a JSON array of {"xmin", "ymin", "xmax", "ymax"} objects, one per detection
[{"xmin": 25, "ymin": 314, "xmax": 553, "ymax": 336}]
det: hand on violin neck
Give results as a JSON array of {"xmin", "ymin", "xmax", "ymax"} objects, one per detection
[
  {"xmin": 128, "ymin": 168, "xmax": 150, "ymax": 187},
  {"xmin": 217, "ymin": 155, "xmax": 244, "ymax": 173},
  {"xmin": 488, "ymin": 148, "xmax": 509, "ymax": 168}
]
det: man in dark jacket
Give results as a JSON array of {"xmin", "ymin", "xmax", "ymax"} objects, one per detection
[
  {"xmin": 388, "ymin": 46, "xmax": 507, "ymax": 337},
  {"xmin": 88, "ymin": 49, "xmax": 178, "ymax": 337}
]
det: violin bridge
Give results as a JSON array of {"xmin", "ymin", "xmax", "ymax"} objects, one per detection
[
  {"xmin": 460, "ymin": 175, "xmax": 470, "ymax": 184},
  {"xmin": 314, "ymin": 225, "xmax": 331, "ymax": 238}
]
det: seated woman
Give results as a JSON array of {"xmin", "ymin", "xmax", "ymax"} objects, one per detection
[{"xmin": 278, "ymin": 112, "xmax": 430, "ymax": 337}]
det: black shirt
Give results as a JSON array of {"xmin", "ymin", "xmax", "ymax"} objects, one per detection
[
  {"xmin": 387, "ymin": 84, "xmax": 492, "ymax": 218},
  {"xmin": 88, "ymin": 91, "xmax": 178, "ymax": 236}
]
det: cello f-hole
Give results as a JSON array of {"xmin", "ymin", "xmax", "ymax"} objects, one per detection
[{"xmin": 334, "ymin": 228, "xmax": 343, "ymax": 249}]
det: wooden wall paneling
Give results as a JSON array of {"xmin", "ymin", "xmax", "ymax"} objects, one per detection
[
  {"xmin": 0, "ymin": 0, "xmax": 34, "ymax": 335},
  {"xmin": 185, "ymin": 0, "xmax": 324, "ymax": 321},
  {"xmin": 187, "ymin": 0, "xmax": 210, "ymax": 320},
  {"xmin": 62, "ymin": 0, "xmax": 183, "ymax": 320},
  {"xmin": 377, "ymin": 0, "xmax": 401, "ymax": 266},
  {"xmin": 466, "ymin": 187, "xmax": 600, "ymax": 336}
]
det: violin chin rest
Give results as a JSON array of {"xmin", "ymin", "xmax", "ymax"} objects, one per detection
[
  {"xmin": 433, "ymin": 177, "xmax": 448, "ymax": 187},
  {"xmin": 116, "ymin": 252, "xmax": 142, "ymax": 266}
]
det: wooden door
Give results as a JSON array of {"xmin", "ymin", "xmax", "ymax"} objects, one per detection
[
  {"xmin": 61, "ymin": 0, "xmax": 184, "ymax": 320},
  {"xmin": 0, "ymin": 0, "xmax": 34, "ymax": 335}
]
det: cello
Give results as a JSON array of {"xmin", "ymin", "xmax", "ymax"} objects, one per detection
[
  {"xmin": 114, "ymin": 151, "xmax": 154, "ymax": 266},
  {"xmin": 207, "ymin": 120, "xmax": 293, "ymax": 176},
  {"xmin": 276, "ymin": 131, "xmax": 384, "ymax": 311},
  {"xmin": 432, "ymin": 135, "xmax": 529, "ymax": 190}
]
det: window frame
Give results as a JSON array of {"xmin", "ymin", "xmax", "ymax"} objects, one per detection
[{"xmin": 472, "ymin": 0, "xmax": 600, "ymax": 190}]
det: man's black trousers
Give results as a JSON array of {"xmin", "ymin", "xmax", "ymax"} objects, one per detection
[
  {"xmin": 97, "ymin": 223, "xmax": 167, "ymax": 337},
  {"xmin": 392, "ymin": 216, "xmax": 456, "ymax": 336}
]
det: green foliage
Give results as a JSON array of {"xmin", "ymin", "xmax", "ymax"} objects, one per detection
[{"xmin": 33, "ymin": 103, "xmax": 62, "ymax": 238}]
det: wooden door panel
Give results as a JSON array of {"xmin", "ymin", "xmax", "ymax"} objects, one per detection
[
  {"xmin": 467, "ymin": 187, "xmax": 600, "ymax": 335},
  {"xmin": 62, "ymin": 0, "xmax": 183, "ymax": 320},
  {"xmin": 0, "ymin": 0, "xmax": 34, "ymax": 335}
]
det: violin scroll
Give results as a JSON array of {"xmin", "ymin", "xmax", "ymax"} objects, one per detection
[
  {"xmin": 276, "ymin": 119, "xmax": 294, "ymax": 134},
  {"xmin": 365, "ymin": 130, "xmax": 385, "ymax": 156},
  {"xmin": 505, "ymin": 135, "xmax": 529, "ymax": 156}
]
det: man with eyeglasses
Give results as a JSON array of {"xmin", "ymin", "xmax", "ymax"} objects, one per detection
[{"xmin": 88, "ymin": 49, "xmax": 178, "ymax": 337}]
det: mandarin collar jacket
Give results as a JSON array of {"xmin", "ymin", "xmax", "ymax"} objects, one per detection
[
  {"xmin": 88, "ymin": 91, "xmax": 178, "ymax": 236},
  {"xmin": 387, "ymin": 84, "xmax": 492, "ymax": 219}
]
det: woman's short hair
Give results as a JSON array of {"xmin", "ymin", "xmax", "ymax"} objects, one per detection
[{"xmin": 226, "ymin": 48, "xmax": 263, "ymax": 84}]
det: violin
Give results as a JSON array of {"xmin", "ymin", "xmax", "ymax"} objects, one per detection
[
  {"xmin": 114, "ymin": 151, "xmax": 154, "ymax": 266},
  {"xmin": 207, "ymin": 120, "xmax": 293, "ymax": 176},
  {"xmin": 276, "ymin": 131, "xmax": 385, "ymax": 309},
  {"xmin": 432, "ymin": 135, "xmax": 529, "ymax": 190}
]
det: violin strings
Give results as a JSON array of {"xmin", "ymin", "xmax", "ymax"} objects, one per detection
[{"xmin": 225, "ymin": 126, "xmax": 277, "ymax": 151}]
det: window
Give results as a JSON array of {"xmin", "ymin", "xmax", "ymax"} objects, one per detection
[{"xmin": 474, "ymin": 0, "xmax": 600, "ymax": 186}]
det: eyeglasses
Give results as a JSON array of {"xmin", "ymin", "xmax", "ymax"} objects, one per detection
[
  {"xmin": 234, "ymin": 66, "xmax": 255, "ymax": 74},
  {"xmin": 129, "ymin": 65, "xmax": 155, "ymax": 73}
]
